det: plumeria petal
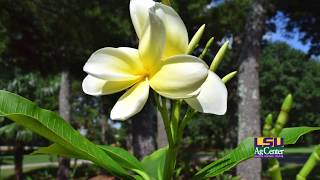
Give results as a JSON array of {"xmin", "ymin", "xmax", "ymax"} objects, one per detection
[
  {"xmin": 185, "ymin": 71, "xmax": 228, "ymax": 115},
  {"xmin": 83, "ymin": 47, "xmax": 144, "ymax": 81},
  {"xmin": 110, "ymin": 79, "xmax": 149, "ymax": 120},
  {"xmin": 130, "ymin": 0, "xmax": 188, "ymax": 59},
  {"xmin": 153, "ymin": 3, "xmax": 189, "ymax": 58},
  {"xmin": 82, "ymin": 75, "xmax": 139, "ymax": 96},
  {"xmin": 138, "ymin": 10, "xmax": 166, "ymax": 71},
  {"xmin": 130, "ymin": 0, "xmax": 155, "ymax": 39},
  {"xmin": 150, "ymin": 55, "xmax": 208, "ymax": 99}
]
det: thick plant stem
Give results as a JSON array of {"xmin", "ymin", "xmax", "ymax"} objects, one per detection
[
  {"xmin": 263, "ymin": 114, "xmax": 282, "ymax": 180},
  {"xmin": 154, "ymin": 92, "xmax": 178, "ymax": 179},
  {"xmin": 163, "ymin": 145, "xmax": 178, "ymax": 180},
  {"xmin": 154, "ymin": 92, "xmax": 196, "ymax": 180},
  {"xmin": 268, "ymin": 159, "xmax": 282, "ymax": 180},
  {"xmin": 266, "ymin": 94, "xmax": 293, "ymax": 180},
  {"xmin": 170, "ymin": 100, "xmax": 181, "ymax": 143},
  {"xmin": 296, "ymin": 146, "xmax": 320, "ymax": 180},
  {"xmin": 154, "ymin": 93, "xmax": 173, "ymax": 146}
]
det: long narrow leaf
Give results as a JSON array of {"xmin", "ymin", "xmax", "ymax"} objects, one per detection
[
  {"xmin": 32, "ymin": 143, "xmax": 84, "ymax": 159},
  {"xmin": 99, "ymin": 145, "xmax": 150, "ymax": 180},
  {"xmin": 279, "ymin": 127, "xmax": 320, "ymax": 144},
  {"xmin": 0, "ymin": 90, "xmax": 130, "ymax": 178}
]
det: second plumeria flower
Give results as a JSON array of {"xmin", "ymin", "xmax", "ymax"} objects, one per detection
[{"xmin": 82, "ymin": 3, "xmax": 209, "ymax": 120}]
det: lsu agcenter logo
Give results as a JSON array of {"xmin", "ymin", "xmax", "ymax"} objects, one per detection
[{"xmin": 254, "ymin": 137, "xmax": 284, "ymax": 158}]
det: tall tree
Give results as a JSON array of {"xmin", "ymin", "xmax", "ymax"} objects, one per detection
[
  {"xmin": 132, "ymin": 100, "xmax": 156, "ymax": 159},
  {"xmin": 236, "ymin": 0, "xmax": 267, "ymax": 179},
  {"xmin": 0, "ymin": 123, "xmax": 34, "ymax": 180},
  {"xmin": 157, "ymin": 110, "xmax": 168, "ymax": 148},
  {"xmin": 99, "ymin": 97, "xmax": 109, "ymax": 144},
  {"xmin": 57, "ymin": 71, "xmax": 72, "ymax": 180},
  {"xmin": 156, "ymin": 101, "xmax": 169, "ymax": 148}
]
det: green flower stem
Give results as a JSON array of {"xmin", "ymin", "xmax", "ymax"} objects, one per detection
[
  {"xmin": 163, "ymin": 107, "xmax": 195, "ymax": 180},
  {"xmin": 154, "ymin": 92, "xmax": 173, "ymax": 146},
  {"xmin": 199, "ymin": 37, "xmax": 214, "ymax": 59},
  {"xmin": 164, "ymin": 103, "xmax": 180, "ymax": 179},
  {"xmin": 177, "ymin": 107, "xmax": 195, "ymax": 143},
  {"xmin": 297, "ymin": 146, "xmax": 320, "ymax": 180},
  {"xmin": 163, "ymin": 145, "xmax": 178, "ymax": 180},
  {"xmin": 154, "ymin": 92, "xmax": 182, "ymax": 180},
  {"xmin": 170, "ymin": 100, "xmax": 181, "ymax": 143},
  {"xmin": 154, "ymin": 92, "xmax": 196, "ymax": 179}
]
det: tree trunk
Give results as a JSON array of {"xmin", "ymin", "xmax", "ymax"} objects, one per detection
[
  {"xmin": 236, "ymin": 0, "xmax": 267, "ymax": 179},
  {"xmin": 99, "ymin": 97, "xmax": 109, "ymax": 144},
  {"xmin": 14, "ymin": 141, "xmax": 24, "ymax": 180},
  {"xmin": 57, "ymin": 71, "xmax": 71, "ymax": 180},
  {"xmin": 156, "ymin": 110, "xmax": 168, "ymax": 148},
  {"xmin": 156, "ymin": 101, "xmax": 170, "ymax": 148},
  {"xmin": 132, "ymin": 100, "xmax": 156, "ymax": 159}
]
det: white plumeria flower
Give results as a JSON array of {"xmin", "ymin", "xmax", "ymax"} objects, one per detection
[
  {"xmin": 82, "ymin": 2, "xmax": 209, "ymax": 120},
  {"xmin": 131, "ymin": 0, "xmax": 228, "ymax": 115}
]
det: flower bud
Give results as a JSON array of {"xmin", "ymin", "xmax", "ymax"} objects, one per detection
[
  {"xmin": 186, "ymin": 24, "xmax": 206, "ymax": 54},
  {"xmin": 210, "ymin": 41, "xmax": 229, "ymax": 72}
]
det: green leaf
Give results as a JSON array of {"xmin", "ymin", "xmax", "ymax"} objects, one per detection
[
  {"xmin": 34, "ymin": 144, "xmax": 150, "ymax": 180},
  {"xmin": 99, "ymin": 145, "xmax": 143, "ymax": 170},
  {"xmin": 32, "ymin": 143, "xmax": 84, "ymax": 159},
  {"xmin": 0, "ymin": 90, "xmax": 130, "ymax": 178},
  {"xmin": 99, "ymin": 145, "xmax": 150, "ymax": 180},
  {"xmin": 141, "ymin": 146, "xmax": 168, "ymax": 180},
  {"xmin": 279, "ymin": 127, "xmax": 320, "ymax": 144},
  {"xmin": 194, "ymin": 127, "xmax": 320, "ymax": 179},
  {"xmin": 194, "ymin": 137, "xmax": 254, "ymax": 179}
]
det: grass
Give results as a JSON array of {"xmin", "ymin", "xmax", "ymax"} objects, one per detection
[
  {"xmin": 0, "ymin": 154, "xmax": 58, "ymax": 179},
  {"xmin": 0, "ymin": 165, "xmax": 50, "ymax": 179},
  {"xmin": 0, "ymin": 154, "xmax": 57, "ymax": 165}
]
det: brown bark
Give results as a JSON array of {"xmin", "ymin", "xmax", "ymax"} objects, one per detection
[
  {"xmin": 156, "ymin": 101, "xmax": 170, "ymax": 148},
  {"xmin": 236, "ymin": 0, "xmax": 267, "ymax": 179},
  {"xmin": 99, "ymin": 97, "xmax": 109, "ymax": 144},
  {"xmin": 57, "ymin": 71, "xmax": 71, "ymax": 180},
  {"xmin": 14, "ymin": 141, "xmax": 24, "ymax": 180},
  {"xmin": 156, "ymin": 110, "xmax": 168, "ymax": 148},
  {"xmin": 132, "ymin": 100, "xmax": 156, "ymax": 159}
]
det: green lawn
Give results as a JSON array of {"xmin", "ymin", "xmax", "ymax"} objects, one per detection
[
  {"xmin": 0, "ymin": 165, "xmax": 51, "ymax": 179},
  {"xmin": 0, "ymin": 154, "xmax": 58, "ymax": 179},
  {"xmin": 0, "ymin": 154, "xmax": 57, "ymax": 165}
]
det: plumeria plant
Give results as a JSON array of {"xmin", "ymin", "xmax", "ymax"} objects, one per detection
[{"xmin": 0, "ymin": 0, "xmax": 319, "ymax": 179}]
